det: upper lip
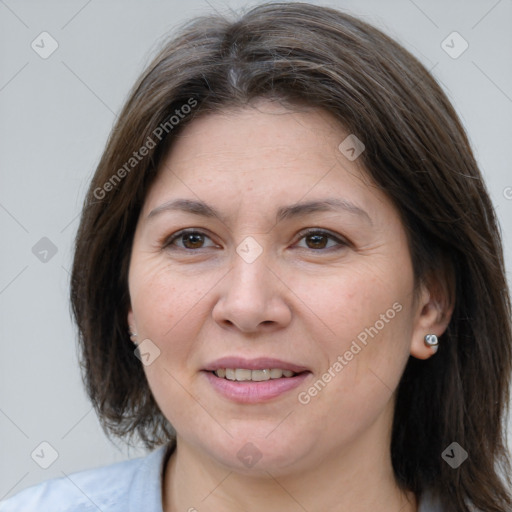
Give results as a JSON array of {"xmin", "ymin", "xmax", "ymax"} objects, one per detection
[{"xmin": 203, "ymin": 357, "xmax": 310, "ymax": 373}]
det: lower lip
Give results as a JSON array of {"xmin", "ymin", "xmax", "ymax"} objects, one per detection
[{"xmin": 203, "ymin": 371, "xmax": 311, "ymax": 403}]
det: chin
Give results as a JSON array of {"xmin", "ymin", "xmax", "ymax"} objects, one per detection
[{"xmin": 198, "ymin": 432, "xmax": 312, "ymax": 476}]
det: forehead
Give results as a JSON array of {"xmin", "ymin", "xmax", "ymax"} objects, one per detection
[
  {"xmin": 166, "ymin": 101, "xmax": 347, "ymax": 166},
  {"xmin": 141, "ymin": 101, "xmax": 382, "ymax": 217}
]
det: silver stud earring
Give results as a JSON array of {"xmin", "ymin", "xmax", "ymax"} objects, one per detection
[
  {"xmin": 128, "ymin": 328, "xmax": 138, "ymax": 344},
  {"xmin": 424, "ymin": 334, "xmax": 439, "ymax": 352}
]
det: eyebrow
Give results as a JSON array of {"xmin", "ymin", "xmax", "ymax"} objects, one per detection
[{"xmin": 147, "ymin": 197, "xmax": 372, "ymax": 225}]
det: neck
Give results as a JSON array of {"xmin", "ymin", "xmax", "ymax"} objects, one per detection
[{"xmin": 162, "ymin": 416, "xmax": 417, "ymax": 512}]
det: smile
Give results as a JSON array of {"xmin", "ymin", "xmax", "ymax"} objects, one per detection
[
  {"xmin": 203, "ymin": 369, "xmax": 311, "ymax": 403},
  {"xmin": 213, "ymin": 368, "xmax": 297, "ymax": 381}
]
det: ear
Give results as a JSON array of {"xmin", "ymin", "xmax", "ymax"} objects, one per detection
[{"xmin": 410, "ymin": 272, "xmax": 455, "ymax": 360}]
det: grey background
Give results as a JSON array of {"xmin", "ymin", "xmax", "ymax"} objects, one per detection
[{"xmin": 1, "ymin": 0, "xmax": 511, "ymax": 499}]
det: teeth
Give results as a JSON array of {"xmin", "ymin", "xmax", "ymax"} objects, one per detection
[
  {"xmin": 235, "ymin": 369, "xmax": 252, "ymax": 381},
  {"xmin": 214, "ymin": 368, "xmax": 298, "ymax": 381},
  {"xmin": 251, "ymin": 369, "xmax": 271, "ymax": 381}
]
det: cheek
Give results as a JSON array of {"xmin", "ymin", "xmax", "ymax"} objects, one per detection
[
  {"xmin": 293, "ymin": 273, "xmax": 412, "ymax": 446},
  {"xmin": 295, "ymin": 261, "xmax": 409, "ymax": 343},
  {"xmin": 129, "ymin": 259, "xmax": 210, "ymax": 426},
  {"xmin": 295, "ymin": 258, "xmax": 414, "ymax": 393},
  {"xmin": 129, "ymin": 254, "xmax": 209, "ymax": 341}
]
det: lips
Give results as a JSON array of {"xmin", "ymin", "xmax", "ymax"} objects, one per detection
[{"xmin": 202, "ymin": 356, "xmax": 312, "ymax": 403}]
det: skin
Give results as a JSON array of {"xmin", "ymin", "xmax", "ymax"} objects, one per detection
[{"xmin": 127, "ymin": 99, "xmax": 452, "ymax": 512}]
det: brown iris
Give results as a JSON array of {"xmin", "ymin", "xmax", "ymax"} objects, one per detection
[
  {"xmin": 182, "ymin": 232, "xmax": 205, "ymax": 249},
  {"xmin": 305, "ymin": 233, "xmax": 328, "ymax": 249}
]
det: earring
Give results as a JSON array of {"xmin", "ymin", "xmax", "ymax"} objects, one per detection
[
  {"xmin": 424, "ymin": 334, "xmax": 439, "ymax": 352},
  {"xmin": 128, "ymin": 328, "xmax": 138, "ymax": 344}
]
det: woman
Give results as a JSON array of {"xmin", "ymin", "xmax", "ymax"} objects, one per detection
[{"xmin": 2, "ymin": 2, "xmax": 510, "ymax": 511}]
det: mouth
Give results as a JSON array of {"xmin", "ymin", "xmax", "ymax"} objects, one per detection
[
  {"xmin": 202, "ymin": 357, "xmax": 312, "ymax": 403},
  {"xmin": 211, "ymin": 368, "xmax": 300, "ymax": 381}
]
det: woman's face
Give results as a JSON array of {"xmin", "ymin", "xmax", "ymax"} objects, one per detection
[{"xmin": 127, "ymin": 100, "xmax": 435, "ymax": 475}]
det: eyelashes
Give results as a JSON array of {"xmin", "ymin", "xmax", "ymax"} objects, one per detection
[
  {"xmin": 164, "ymin": 229, "xmax": 217, "ymax": 250},
  {"xmin": 296, "ymin": 228, "xmax": 349, "ymax": 250},
  {"xmin": 163, "ymin": 228, "xmax": 350, "ymax": 253}
]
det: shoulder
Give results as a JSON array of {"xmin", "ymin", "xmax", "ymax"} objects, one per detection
[{"xmin": 0, "ymin": 444, "xmax": 172, "ymax": 512}]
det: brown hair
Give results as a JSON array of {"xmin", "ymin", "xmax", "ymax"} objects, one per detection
[{"xmin": 70, "ymin": 3, "xmax": 512, "ymax": 510}]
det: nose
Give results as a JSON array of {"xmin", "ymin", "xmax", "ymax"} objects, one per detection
[{"xmin": 211, "ymin": 250, "xmax": 292, "ymax": 333}]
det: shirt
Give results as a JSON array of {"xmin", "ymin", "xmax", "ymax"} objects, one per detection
[{"xmin": 0, "ymin": 444, "xmax": 443, "ymax": 511}]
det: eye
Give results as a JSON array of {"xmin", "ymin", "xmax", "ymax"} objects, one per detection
[
  {"xmin": 163, "ymin": 228, "xmax": 349, "ymax": 252},
  {"xmin": 295, "ymin": 229, "xmax": 348, "ymax": 251},
  {"xmin": 164, "ymin": 229, "xmax": 217, "ymax": 250}
]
